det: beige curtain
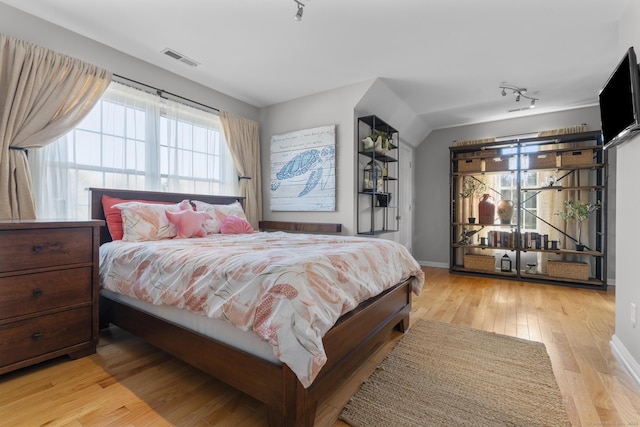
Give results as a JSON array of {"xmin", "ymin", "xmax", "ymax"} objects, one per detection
[
  {"xmin": 0, "ymin": 34, "xmax": 112, "ymax": 219},
  {"xmin": 220, "ymin": 111, "xmax": 262, "ymax": 228}
]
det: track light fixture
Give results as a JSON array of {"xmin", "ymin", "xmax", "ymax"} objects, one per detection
[
  {"xmin": 294, "ymin": 0, "xmax": 304, "ymax": 21},
  {"xmin": 499, "ymin": 84, "xmax": 539, "ymax": 109}
]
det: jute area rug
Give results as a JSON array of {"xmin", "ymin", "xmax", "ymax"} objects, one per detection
[{"xmin": 339, "ymin": 319, "xmax": 570, "ymax": 427}]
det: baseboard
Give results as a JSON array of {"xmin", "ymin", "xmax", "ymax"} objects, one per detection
[
  {"xmin": 418, "ymin": 261, "xmax": 449, "ymax": 269},
  {"xmin": 610, "ymin": 335, "xmax": 640, "ymax": 387}
]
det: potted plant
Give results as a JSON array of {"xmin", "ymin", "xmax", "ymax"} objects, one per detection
[
  {"xmin": 555, "ymin": 199, "xmax": 601, "ymax": 251},
  {"xmin": 459, "ymin": 176, "xmax": 487, "ymax": 223}
]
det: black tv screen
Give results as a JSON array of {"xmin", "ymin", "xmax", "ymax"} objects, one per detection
[{"xmin": 599, "ymin": 47, "xmax": 640, "ymax": 146}]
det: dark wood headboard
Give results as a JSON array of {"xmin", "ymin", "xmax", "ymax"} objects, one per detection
[{"xmin": 89, "ymin": 187, "xmax": 244, "ymax": 245}]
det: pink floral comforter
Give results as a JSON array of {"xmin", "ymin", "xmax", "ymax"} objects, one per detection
[{"xmin": 99, "ymin": 231, "xmax": 424, "ymax": 388}]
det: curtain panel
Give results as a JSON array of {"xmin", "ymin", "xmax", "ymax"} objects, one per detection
[
  {"xmin": 0, "ymin": 34, "xmax": 111, "ymax": 219},
  {"xmin": 220, "ymin": 111, "xmax": 262, "ymax": 229}
]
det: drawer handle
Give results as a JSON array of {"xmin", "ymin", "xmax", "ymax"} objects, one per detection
[
  {"xmin": 33, "ymin": 289, "xmax": 43, "ymax": 297},
  {"xmin": 33, "ymin": 245, "xmax": 43, "ymax": 253},
  {"xmin": 32, "ymin": 333, "xmax": 43, "ymax": 341}
]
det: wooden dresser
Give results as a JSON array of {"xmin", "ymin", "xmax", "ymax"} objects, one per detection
[{"xmin": 0, "ymin": 220, "xmax": 103, "ymax": 374}]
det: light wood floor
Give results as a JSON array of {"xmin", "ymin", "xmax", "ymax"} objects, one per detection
[{"xmin": 2, "ymin": 267, "xmax": 639, "ymax": 426}]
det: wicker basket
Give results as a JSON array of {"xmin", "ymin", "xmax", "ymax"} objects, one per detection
[
  {"xmin": 457, "ymin": 158, "xmax": 481, "ymax": 172},
  {"xmin": 456, "ymin": 149, "xmax": 498, "ymax": 159},
  {"xmin": 547, "ymin": 260, "xmax": 589, "ymax": 281},
  {"xmin": 560, "ymin": 149, "xmax": 593, "ymax": 167},
  {"xmin": 464, "ymin": 254, "xmax": 495, "ymax": 272},
  {"xmin": 527, "ymin": 152, "xmax": 557, "ymax": 169},
  {"xmin": 484, "ymin": 156, "xmax": 511, "ymax": 172}
]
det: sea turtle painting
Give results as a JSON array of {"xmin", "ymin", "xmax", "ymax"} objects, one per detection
[{"xmin": 271, "ymin": 146, "xmax": 335, "ymax": 197}]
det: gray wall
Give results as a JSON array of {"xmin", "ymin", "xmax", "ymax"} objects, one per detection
[
  {"xmin": 611, "ymin": 0, "xmax": 640, "ymax": 383},
  {"xmin": 413, "ymin": 106, "xmax": 604, "ymax": 268},
  {"xmin": 0, "ymin": 3, "xmax": 258, "ymax": 121},
  {"xmin": 258, "ymin": 82, "xmax": 372, "ymax": 235}
]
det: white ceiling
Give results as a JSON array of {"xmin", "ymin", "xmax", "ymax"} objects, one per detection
[{"xmin": 0, "ymin": 0, "xmax": 631, "ymax": 133}]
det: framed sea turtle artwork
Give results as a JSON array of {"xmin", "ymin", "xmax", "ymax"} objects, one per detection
[{"xmin": 270, "ymin": 125, "xmax": 336, "ymax": 211}]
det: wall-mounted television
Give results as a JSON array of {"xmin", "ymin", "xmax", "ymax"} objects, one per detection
[{"xmin": 599, "ymin": 47, "xmax": 640, "ymax": 148}]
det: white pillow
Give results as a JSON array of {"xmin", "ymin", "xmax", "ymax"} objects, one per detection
[{"xmin": 115, "ymin": 201, "xmax": 189, "ymax": 241}]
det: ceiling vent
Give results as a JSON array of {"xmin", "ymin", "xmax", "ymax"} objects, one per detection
[{"xmin": 161, "ymin": 48, "xmax": 200, "ymax": 67}]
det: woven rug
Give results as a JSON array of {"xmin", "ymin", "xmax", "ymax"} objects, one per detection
[{"xmin": 339, "ymin": 319, "xmax": 570, "ymax": 427}]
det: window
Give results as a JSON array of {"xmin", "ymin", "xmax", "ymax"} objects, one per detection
[{"xmin": 31, "ymin": 82, "xmax": 238, "ymax": 219}]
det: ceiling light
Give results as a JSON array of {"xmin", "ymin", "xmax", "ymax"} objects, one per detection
[
  {"xmin": 294, "ymin": 0, "xmax": 304, "ymax": 21},
  {"xmin": 499, "ymin": 84, "xmax": 539, "ymax": 109}
]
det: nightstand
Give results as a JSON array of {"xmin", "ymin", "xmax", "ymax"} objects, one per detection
[{"xmin": 0, "ymin": 220, "xmax": 103, "ymax": 374}]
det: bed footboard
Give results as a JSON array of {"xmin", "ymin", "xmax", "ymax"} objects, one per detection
[{"xmin": 100, "ymin": 279, "xmax": 411, "ymax": 426}]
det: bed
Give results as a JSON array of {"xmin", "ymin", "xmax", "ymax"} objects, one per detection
[{"xmin": 91, "ymin": 187, "xmax": 424, "ymax": 426}]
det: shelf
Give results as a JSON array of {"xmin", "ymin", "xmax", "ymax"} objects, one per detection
[
  {"xmin": 452, "ymin": 244, "xmax": 516, "ymax": 250},
  {"xmin": 520, "ymin": 248, "xmax": 603, "ymax": 257},
  {"xmin": 358, "ymin": 149, "xmax": 398, "ymax": 162},
  {"xmin": 521, "ymin": 185, "xmax": 605, "ymax": 192},
  {"xmin": 449, "ymin": 129, "xmax": 607, "ymax": 289}
]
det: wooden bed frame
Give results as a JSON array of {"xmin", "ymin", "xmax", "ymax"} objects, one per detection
[{"xmin": 90, "ymin": 187, "xmax": 413, "ymax": 426}]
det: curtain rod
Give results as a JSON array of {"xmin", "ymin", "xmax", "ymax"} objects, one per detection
[{"xmin": 113, "ymin": 73, "xmax": 220, "ymax": 113}]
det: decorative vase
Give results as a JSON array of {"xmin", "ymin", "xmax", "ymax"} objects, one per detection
[
  {"xmin": 478, "ymin": 194, "xmax": 495, "ymax": 224},
  {"xmin": 374, "ymin": 136, "xmax": 389, "ymax": 154},
  {"xmin": 496, "ymin": 199, "xmax": 514, "ymax": 224},
  {"xmin": 362, "ymin": 136, "xmax": 374, "ymax": 150}
]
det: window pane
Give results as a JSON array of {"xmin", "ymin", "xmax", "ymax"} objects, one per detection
[{"xmin": 74, "ymin": 131, "xmax": 101, "ymax": 167}]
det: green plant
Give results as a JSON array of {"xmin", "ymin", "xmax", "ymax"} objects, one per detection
[
  {"xmin": 459, "ymin": 176, "xmax": 487, "ymax": 199},
  {"xmin": 369, "ymin": 129, "xmax": 391, "ymax": 150},
  {"xmin": 555, "ymin": 199, "xmax": 601, "ymax": 244}
]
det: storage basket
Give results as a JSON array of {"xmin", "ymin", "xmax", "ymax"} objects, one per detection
[
  {"xmin": 464, "ymin": 254, "xmax": 495, "ymax": 272},
  {"xmin": 560, "ymin": 149, "xmax": 593, "ymax": 167},
  {"xmin": 457, "ymin": 149, "xmax": 498, "ymax": 159},
  {"xmin": 457, "ymin": 158, "xmax": 481, "ymax": 172},
  {"xmin": 484, "ymin": 156, "xmax": 511, "ymax": 172},
  {"xmin": 547, "ymin": 260, "xmax": 589, "ymax": 281},
  {"xmin": 527, "ymin": 152, "xmax": 557, "ymax": 169}
]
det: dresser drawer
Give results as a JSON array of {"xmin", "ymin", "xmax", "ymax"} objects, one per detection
[
  {"xmin": 0, "ymin": 306, "xmax": 92, "ymax": 367},
  {"xmin": 0, "ymin": 228, "xmax": 92, "ymax": 273},
  {"xmin": 0, "ymin": 267, "xmax": 92, "ymax": 320}
]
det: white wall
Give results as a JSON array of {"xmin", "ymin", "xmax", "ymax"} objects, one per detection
[
  {"xmin": 610, "ymin": 0, "xmax": 640, "ymax": 385},
  {"xmin": 0, "ymin": 3, "xmax": 258, "ymax": 121},
  {"xmin": 258, "ymin": 82, "xmax": 372, "ymax": 235},
  {"xmin": 413, "ymin": 106, "xmax": 604, "ymax": 268}
]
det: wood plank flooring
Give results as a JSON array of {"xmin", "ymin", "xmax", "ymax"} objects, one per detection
[{"xmin": 1, "ymin": 267, "xmax": 639, "ymax": 426}]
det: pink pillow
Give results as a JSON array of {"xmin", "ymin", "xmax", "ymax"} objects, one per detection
[
  {"xmin": 220, "ymin": 215, "xmax": 254, "ymax": 234},
  {"xmin": 192, "ymin": 200, "xmax": 247, "ymax": 234},
  {"xmin": 166, "ymin": 209, "xmax": 214, "ymax": 238}
]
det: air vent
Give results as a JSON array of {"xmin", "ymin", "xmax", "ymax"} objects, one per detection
[{"xmin": 161, "ymin": 48, "xmax": 200, "ymax": 67}]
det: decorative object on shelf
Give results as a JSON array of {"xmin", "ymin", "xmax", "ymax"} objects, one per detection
[
  {"xmin": 555, "ymin": 199, "xmax": 601, "ymax": 251},
  {"xmin": 525, "ymin": 263, "xmax": 537, "ymax": 274},
  {"xmin": 363, "ymin": 160, "xmax": 384, "ymax": 192},
  {"xmin": 478, "ymin": 194, "xmax": 496, "ymax": 225},
  {"xmin": 362, "ymin": 129, "xmax": 391, "ymax": 154},
  {"xmin": 496, "ymin": 199, "xmax": 514, "ymax": 224},
  {"xmin": 460, "ymin": 176, "xmax": 487, "ymax": 223},
  {"xmin": 376, "ymin": 193, "xmax": 391, "ymax": 207},
  {"xmin": 459, "ymin": 227, "xmax": 481, "ymax": 245},
  {"xmin": 501, "ymin": 253, "xmax": 512, "ymax": 272}
]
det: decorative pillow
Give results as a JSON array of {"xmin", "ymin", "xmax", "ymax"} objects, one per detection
[
  {"xmin": 102, "ymin": 195, "xmax": 176, "ymax": 240},
  {"xmin": 115, "ymin": 200, "xmax": 192, "ymax": 242},
  {"xmin": 166, "ymin": 209, "xmax": 213, "ymax": 238},
  {"xmin": 220, "ymin": 215, "xmax": 254, "ymax": 234},
  {"xmin": 192, "ymin": 200, "xmax": 247, "ymax": 234}
]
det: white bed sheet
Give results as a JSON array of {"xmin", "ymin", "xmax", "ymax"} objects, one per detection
[{"xmin": 101, "ymin": 289, "xmax": 280, "ymax": 364}]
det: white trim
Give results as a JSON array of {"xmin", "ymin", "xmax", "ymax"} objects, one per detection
[
  {"xmin": 610, "ymin": 335, "xmax": 640, "ymax": 387},
  {"xmin": 418, "ymin": 260, "xmax": 449, "ymax": 269},
  {"xmin": 607, "ymin": 277, "xmax": 616, "ymax": 286}
]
